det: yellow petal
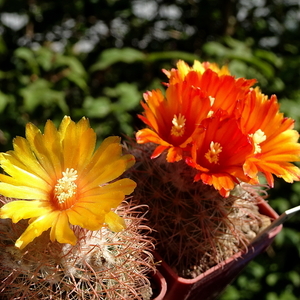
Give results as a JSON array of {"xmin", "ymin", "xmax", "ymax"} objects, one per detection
[
  {"xmin": 50, "ymin": 211, "xmax": 77, "ymax": 245},
  {"xmin": 67, "ymin": 206, "xmax": 105, "ymax": 230},
  {"xmin": 25, "ymin": 122, "xmax": 57, "ymax": 178},
  {"xmin": 15, "ymin": 211, "xmax": 59, "ymax": 249},
  {"xmin": 0, "ymin": 182, "xmax": 48, "ymax": 200},
  {"xmin": 76, "ymin": 128, "xmax": 96, "ymax": 171},
  {"xmin": 80, "ymin": 157, "xmax": 134, "ymax": 192},
  {"xmin": 0, "ymin": 158, "xmax": 51, "ymax": 191},
  {"xmin": 0, "ymin": 200, "xmax": 51, "ymax": 223},
  {"xmin": 79, "ymin": 191, "xmax": 125, "ymax": 211},
  {"xmin": 105, "ymin": 211, "xmax": 126, "ymax": 232},
  {"xmin": 81, "ymin": 178, "xmax": 136, "ymax": 197},
  {"xmin": 62, "ymin": 119, "xmax": 97, "ymax": 171},
  {"xmin": 61, "ymin": 120, "xmax": 78, "ymax": 168},
  {"xmin": 90, "ymin": 141, "xmax": 123, "ymax": 166},
  {"xmin": 42, "ymin": 120, "xmax": 64, "ymax": 178},
  {"xmin": 58, "ymin": 115, "xmax": 72, "ymax": 139},
  {"xmin": 80, "ymin": 137, "xmax": 122, "ymax": 178},
  {"xmin": 10, "ymin": 136, "xmax": 53, "ymax": 184}
]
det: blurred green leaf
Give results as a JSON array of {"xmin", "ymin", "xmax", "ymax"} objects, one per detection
[
  {"xmin": 202, "ymin": 37, "xmax": 283, "ymax": 82},
  {"xmin": 266, "ymin": 273, "xmax": 280, "ymax": 286},
  {"xmin": 83, "ymin": 96, "xmax": 111, "ymax": 118},
  {"xmin": 20, "ymin": 79, "xmax": 68, "ymax": 113},
  {"xmin": 219, "ymin": 285, "xmax": 240, "ymax": 300},
  {"xmin": 147, "ymin": 51, "xmax": 199, "ymax": 63},
  {"xmin": 288, "ymin": 271, "xmax": 300, "ymax": 287},
  {"xmin": 280, "ymin": 95, "xmax": 300, "ymax": 131},
  {"xmin": 54, "ymin": 55, "xmax": 88, "ymax": 91},
  {"xmin": 277, "ymin": 290, "xmax": 298, "ymax": 300},
  {"xmin": 105, "ymin": 82, "xmax": 141, "ymax": 111},
  {"xmin": 90, "ymin": 48, "xmax": 146, "ymax": 71},
  {"xmin": 55, "ymin": 55, "xmax": 87, "ymax": 76},
  {"xmin": 0, "ymin": 92, "xmax": 14, "ymax": 113},
  {"xmin": 267, "ymin": 291, "xmax": 279, "ymax": 300},
  {"xmin": 35, "ymin": 47, "xmax": 55, "ymax": 71},
  {"xmin": 14, "ymin": 47, "xmax": 40, "ymax": 75},
  {"xmin": 254, "ymin": 49, "xmax": 282, "ymax": 68}
]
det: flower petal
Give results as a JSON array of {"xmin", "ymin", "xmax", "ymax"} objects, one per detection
[
  {"xmin": 81, "ymin": 178, "xmax": 136, "ymax": 197},
  {"xmin": 79, "ymin": 191, "xmax": 125, "ymax": 211},
  {"xmin": 105, "ymin": 211, "xmax": 126, "ymax": 232},
  {"xmin": 0, "ymin": 181, "xmax": 49, "ymax": 200},
  {"xmin": 15, "ymin": 211, "xmax": 59, "ymax": 249},
  {"xmin": 136, "ymin": 128, "xmax": 170, "ymax": 146},
  {"xmin": 67, "ymin": 206, "xmax": 105, "ymax": 231},
  {"xmin": 62, "ymin": 117, "xmax": 96, "ymax": 171},
  {"xmin": 0, "ymin": 200, "xmax": 51, "ymax": 223},
  {"xmin": 25, "ymin": 122, "xmax": 58, "ymax": 178},
  {"xmin": 50, "ymin": 211, "xmax": 77, "ymax": 245},
  {"xmin": 0, "ymin": 156, "xmax": 51, "ymax": 192},
  {"xmin": 9, "ymin": 136, "xmax": 53, "ymax": 184},
  {"xmin": 80, "ymin": 155, "xmax": 135, "ymax": 192}
]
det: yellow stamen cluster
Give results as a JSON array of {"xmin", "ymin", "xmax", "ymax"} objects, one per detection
[
  {"xmin": 205, "ymin": 141, "xmax": 223, "ymax": 164},
  {"xmin": 171, "ymin": 114, "xmax": 186, "ymax": 137},
  {"xmin": 249, "ymin": 129, "xmax": 266, "ymax": 154},
  {"xmin": 54, "ymin": 168, "xmax": 78, "ymax": 204}
]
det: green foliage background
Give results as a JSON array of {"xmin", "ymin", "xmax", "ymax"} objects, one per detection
[{"xmin": 0, "ymin": 0, "xmax": 299, "ymax": 298}]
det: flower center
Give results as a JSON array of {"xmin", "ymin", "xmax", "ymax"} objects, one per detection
[
  {"xmin": 171, "ymin": 114, "xmax": 186, "ymax": 137},
  {"xmin": 54, "ymin": 168, "xmax": 78, "ymax": 206},
  {"xmin": 205, "ymin": 141, "xmax": 223, "ymax": 164},
  {"xmin": 249, "ymin": 129, "xmax": 266, "ymax": 154}
]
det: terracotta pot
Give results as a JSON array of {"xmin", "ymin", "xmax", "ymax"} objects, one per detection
[{"xmin": 155, "ymin": 200, "xmax": 281, "ymax": 300}]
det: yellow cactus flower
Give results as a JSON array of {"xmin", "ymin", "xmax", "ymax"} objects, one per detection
[{"xmin": 0, "ymin": 116, "xmax": 136, "ymax": 249}]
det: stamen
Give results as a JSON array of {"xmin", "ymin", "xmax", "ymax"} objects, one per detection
[
  {"xmin": 249, "ymin": 129, "xmax": 266, "ymax": 154},
  {"xmin": 171, "ymin": 113, "xmax": 186, "ymax": 137},
  {"xmin": 207, "ymin": 110, "xmax": 214, "ymax": 118},
  {"xmin": 54, "ymin": 168, "xmax": 78, "ymax": 204},
  {"xmin": 205, "ymin": 141, "xmax": 223, "ymax": 164},
  {"xmin": 209, "ymin": 96, "xmax": 215, "ymax": 106}
]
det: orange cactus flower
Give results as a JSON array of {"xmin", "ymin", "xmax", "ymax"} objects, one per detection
[
  {"xmin": 164, "ymin": 60, "xmax": 256, "ymax": 119},
  {"xmin": 136, "ymin": 80, "xmax": 211, "ymax": 162},
  {"xmin": 163, "ymin": 60, "xmax": 231, "ymax": 85},
  {"xmin": 186, "ymin": 113, "xmax": 254, "ymax": 197},
  {"xmin": 183, "ymin": 69, "xmax": 256, "ymax": 118},
  {"xmin": 0, "ymin": 116, "xmax": 136, "ymax": 249},
  {"xmin": 136, "ymin": 60, "xmax": 256, "ymax": 162},
  {"xmin": 240, "ymin": 88, "xmax": 300, "ymax": 186},
  {"xmin": 137, "ymin": 59, "xmax": 300, "ymax": 195}
]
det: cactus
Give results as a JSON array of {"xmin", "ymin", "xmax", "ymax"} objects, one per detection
[
  {"xmin": 129, "ymin": 59, "xmax": 300, "ymax": 279},
  {"xmin": 0, "ymin": 196, "xmax": 155, "ymax": 300},
  {"xmin": 127, "ymin": 142, "xmax": 272, "ymax": 278}
]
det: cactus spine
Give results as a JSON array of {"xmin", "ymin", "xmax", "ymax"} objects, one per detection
[
  {"xmin": 0, "ymin": 197, "xmax": 155, "ymax": 300},
  {"xmin": 128, "ymin": 143, "xmax": 271, "ymax": 278}
]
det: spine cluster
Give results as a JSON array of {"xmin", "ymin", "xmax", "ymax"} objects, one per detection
[
  {"xmin": 0, "ymin": 197, "xmax": 154, "ymax": 300},
  {"xmin": 128, "ymin": 143, "xmax": 271, "ymax": 278}
]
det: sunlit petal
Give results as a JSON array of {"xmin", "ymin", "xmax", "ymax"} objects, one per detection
[
  {"xmin": 0, "ymin": 200, "xmax": 51, "ymax": 223},
  {"xmin": 81, "ymin": 178, "xmax": 136, "ymax": 197},
  {"xmin": 0, "ymin": 181, "xmax": 48, "ymax": 200},
  {"xmin": 50, "ymin": 211, "xmax": 77, "ymax": 245},
  {"xmin": 15, "ymin": 211, "xmax": 59, "ymax": 250},
  {"xmin": 105, "ymin": 211, "xmax": 126, "ymax": 232}
]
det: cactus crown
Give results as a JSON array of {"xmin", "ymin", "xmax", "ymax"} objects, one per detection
[{"xmin": 128, "ymin": 143, "xmax": 271, "ymax": 278}]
